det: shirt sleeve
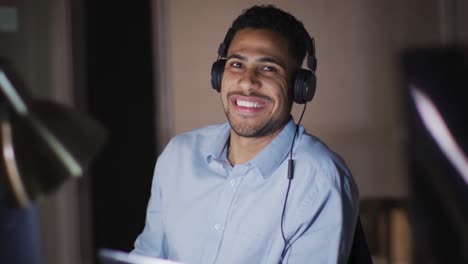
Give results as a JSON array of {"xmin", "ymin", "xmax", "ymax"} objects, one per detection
[
  {"xmin": 132, "ymin": 171, "xmax": 166, "ymax": 258},
  {"xmin": 132, "ymin": 140, "xmax": 175, "ymax": 258},
  {"xmin": 283, "ymin": 161, "xmax": 359, "ymax": 264}
]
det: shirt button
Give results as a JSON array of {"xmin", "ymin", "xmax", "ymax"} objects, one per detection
[
  {"xmin": 230, "ymin": 179, "xmax": 236, "ymax": 186},
  {"xmin": 214, "ymin": 224, "xmax": 221, "ymax": 231}
]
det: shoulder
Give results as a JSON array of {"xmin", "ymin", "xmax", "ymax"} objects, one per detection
[
  {"xmin": 165, "ymin": 122, "xmax": 229, "ymax": 150},
  {"xmin": 156, "ymin": 122, "xmax": 230, "ymax": 165},
  {"xmin": 153, "ymin": 121, "xmax": 229, "ymax": 180},
  {"xmin": 295, "ymin": 130, "xmax": 358, "ymax": 198},
  {"xmin": 292, "ymin": 130, "xmax": 359, "ymax": 224},
  {"xmin": 298, "ymin": 132, "xmax": 349, "ymax": 173}
]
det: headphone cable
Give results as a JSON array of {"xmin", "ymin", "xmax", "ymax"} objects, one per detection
[{"xmin": 280, "ymin": 103, "xmax": 307, "ymax": 263}]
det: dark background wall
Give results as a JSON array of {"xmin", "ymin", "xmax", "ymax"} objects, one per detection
[{"xmin": 84, "ymin": 0, "xmax": 157, "ymax": 258}]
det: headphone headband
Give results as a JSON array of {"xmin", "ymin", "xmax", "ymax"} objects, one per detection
[
  {"xmin": 217, "ymin": 27, "xmax": 317, "ymax": 72},
  {"xmin": 217, "ymin": 28, "xmax": 234, "ymax": 58},
  {"xmin": 303, "ymin": 31, "xmax": 317, "ymax": 72}
]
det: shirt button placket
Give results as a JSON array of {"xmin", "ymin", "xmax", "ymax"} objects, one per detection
[{"xmin": 201, "ymin": 169, "xmax": 240, "ymax": 263}]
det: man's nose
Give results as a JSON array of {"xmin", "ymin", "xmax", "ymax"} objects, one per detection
[{"xmin": 238, "ymin": 68, "xmax": 261, "ymax": 92}]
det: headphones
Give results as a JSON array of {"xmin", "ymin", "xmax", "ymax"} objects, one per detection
[{"xmin": 210, "ymin": 27, "xmax": 318, "ymax": 104}]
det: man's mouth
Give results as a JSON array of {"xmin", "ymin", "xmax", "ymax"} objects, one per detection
[
  {"xmin": 236, "ymin": 99, "xmax": 264, "ymax": 108},
  {"xmin": 230, "ymin": 94, "xmax": 270, "ymax": 114}
]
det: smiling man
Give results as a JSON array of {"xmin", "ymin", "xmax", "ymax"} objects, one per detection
[{"xmin": 133, "ymin": 5, "xmax": 359, "ymax": 264}]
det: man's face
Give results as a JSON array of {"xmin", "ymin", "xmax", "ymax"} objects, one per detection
[{"xmin": 221, "ymin": 28, "xmax": 296, "ymax": 138}]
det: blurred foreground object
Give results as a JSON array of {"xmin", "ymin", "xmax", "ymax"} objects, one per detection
[
  {"xmin": 0, "ymin": 61, "xmax": 106, "ymax": 207},
  {"xmin": 99, "ymin": 249, "xmax": 184, "ymax": 264},
  {"xmin": 402, "ymin": 47, "xmax": 468, "ymax": 263}
]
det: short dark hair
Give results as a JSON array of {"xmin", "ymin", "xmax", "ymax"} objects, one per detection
[{"xmin": 225, "ymin": 5, "xmax": 309, "ymax": 67}]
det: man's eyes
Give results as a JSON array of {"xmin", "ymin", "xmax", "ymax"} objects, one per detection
[
  {"xmin": 228, "ymin": 62, "xmax": 277, "ymax": 72},
  {"xmin": 261, "ymin": 65, "xmax": 276, "ymax": 72},
  {"xmin": 229, "ymin": 61, "xmax": 243, "ymax": 68}
]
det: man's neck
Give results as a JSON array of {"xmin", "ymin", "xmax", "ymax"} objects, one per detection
[{"xmin": 227, "ymin": 128, "xmax": 283, "ymax": 166}]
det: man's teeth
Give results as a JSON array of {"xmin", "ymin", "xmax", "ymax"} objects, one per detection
[{"xmin": 237, "ymin": 100, "xmax": 262, "ymax": 108}]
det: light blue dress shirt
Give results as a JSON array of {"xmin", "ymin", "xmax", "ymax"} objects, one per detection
[{"xmin": 133, "ymin": 120, "xmax": 359, "ymax": 264}]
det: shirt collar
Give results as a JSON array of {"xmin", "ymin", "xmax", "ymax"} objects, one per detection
[
  {"xmin": 250, "ymin": 119, "xmax": 297, "ymax": 178},
  {"xmin": 204, "ymin": 119, "xmax": 299, "ymax": 179},
  {"xmin": 205, "ymin": 122, "xmax": 231, "ymax": 164}
]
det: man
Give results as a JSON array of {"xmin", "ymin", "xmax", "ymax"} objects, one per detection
[{"xmin": 133, "ymin": 5, "xmax": 359, "ymax": 264}]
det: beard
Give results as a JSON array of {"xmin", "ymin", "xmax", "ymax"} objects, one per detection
[
  {"xmin": 224, "ymin": 105, "xmax": 291, "ymax": 138},
  {"xmin": 222, "ymin": 89, "xmax": 293, "ymax": 138}
]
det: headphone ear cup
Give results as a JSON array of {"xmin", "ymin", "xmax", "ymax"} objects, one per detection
[
  {"xmin": 210, "ymin": 59, "xmax": 226, "ymax": 92},
  {"xmin": 293, "ymin": 69, "xmax": 316, "ymax": 104}
]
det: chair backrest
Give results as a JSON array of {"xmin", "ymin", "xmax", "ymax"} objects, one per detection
[{"xmin": 347, "ymin": 217, "xmax": 373, "ymax": 264}]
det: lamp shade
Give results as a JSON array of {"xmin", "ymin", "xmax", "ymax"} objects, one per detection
[{"xmin": 0, "ymin": 66, "xmax": 106, "ymax": 207}]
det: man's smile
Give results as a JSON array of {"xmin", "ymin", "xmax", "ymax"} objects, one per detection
[{"xmin": 230, "ymin": 94, "xmax": 271, "ymax": 114}]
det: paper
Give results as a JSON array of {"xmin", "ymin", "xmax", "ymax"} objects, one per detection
[{"xmin": 99, "ymin": 248, "xmax": 184, "ymax": 264}]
